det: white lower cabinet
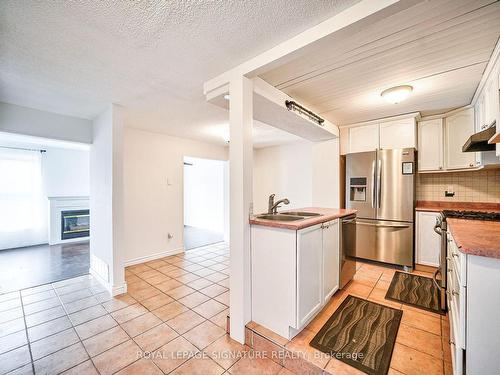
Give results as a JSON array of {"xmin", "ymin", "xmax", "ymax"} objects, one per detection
[
  {"xmin": 322, "ymin": 220, "xmax": 340, "ymax": 304},
  {"xmin": 415, "ymin": 211, "xmax": 441, "ymax": 267},
  {"xmin": 297, "ymin": 224, "xmax": 323, "ymax": 328},
  {"xmin": 251, "ymin": 219, "xmax": 340, "ymax": 339},
  {"xmin": 446, "ymin": 233, "xmax": 500, "ymax": 375}
]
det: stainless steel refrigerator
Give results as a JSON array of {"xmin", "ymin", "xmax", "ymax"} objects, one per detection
[{"xmin": 345, "ymin": 148, "xmax": 415, "ymax": 268}]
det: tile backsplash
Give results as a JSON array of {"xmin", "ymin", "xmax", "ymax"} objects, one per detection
[{"xmin": 417, "ymin": 169, "xmax": 500, "ymax": 203}]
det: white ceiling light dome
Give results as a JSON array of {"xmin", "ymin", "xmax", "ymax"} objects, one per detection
[{"xmin": 381, "ymin": 85, "xmax": 413, "ymax": 104}]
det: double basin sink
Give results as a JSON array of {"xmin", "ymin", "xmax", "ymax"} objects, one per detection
[{"xmin": 256, "ymin": 211, "xmax": 321, "ymax": 222}]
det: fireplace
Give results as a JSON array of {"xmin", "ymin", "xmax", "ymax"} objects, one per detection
[{"xmin": 61, "ymin": 209, "xmax": 90, "ymax": 240}]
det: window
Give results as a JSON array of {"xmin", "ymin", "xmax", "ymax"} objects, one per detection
[{"xmin": 0, "ymin": 148, "xmax": 47, "ymax": 250}]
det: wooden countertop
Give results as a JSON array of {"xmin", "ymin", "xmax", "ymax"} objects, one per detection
[
  {"xmin": 415, "ymin": 200, "xmax": 500, "ymax": 213},
  {"xmin": 249, "ymin": 207, "xmax": 357, "ymax": 230},
  {"xmin": 447, "ymin": 218, "xmax": 500, "ymax": 259}
]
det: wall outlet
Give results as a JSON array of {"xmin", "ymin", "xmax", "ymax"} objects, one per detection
[{"xmin": 445, "ymin": 185, "xmax": 455, "ymax": 197}]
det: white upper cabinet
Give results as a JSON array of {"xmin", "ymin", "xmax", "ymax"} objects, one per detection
[
  {"xmin": 418, "ymin": 119, "xmax": 444, "ymax": 172},
  {"xmin": 345, "ymin": 116, "xmax": 417, "ymax": 154},
  {"xmin": 445, "ymin": 108, "xmax": 477, "ymax": 170},
  {"xmin": 348, "ymin": 124, "xmax": 379, "ymax": 153},
  {"xmin": 379, "ymin": 118, "xmax": 416, "ymax": 150},
  {"xmin": 474, "ymin": 93, "xmax": 485, "ymax": 132}
]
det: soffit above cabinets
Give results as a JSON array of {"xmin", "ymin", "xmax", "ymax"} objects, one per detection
[{"xmin": 257, "ymin": 0, "xmax": 500, "ymax": 126}]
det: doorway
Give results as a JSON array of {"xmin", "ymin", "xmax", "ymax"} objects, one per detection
[{"xmin": 183, "ymin": 156, "xmax": 228, "ymax": 250}]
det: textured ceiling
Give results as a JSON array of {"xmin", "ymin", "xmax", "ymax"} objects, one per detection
[{"xmin": 0, "ymin": 0, "xmax": 359, "ymax": 145}]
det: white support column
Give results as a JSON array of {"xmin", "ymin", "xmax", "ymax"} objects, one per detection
[{"xmin": 229, "ymin": 75, "xmax": 253, "ymax": 343}]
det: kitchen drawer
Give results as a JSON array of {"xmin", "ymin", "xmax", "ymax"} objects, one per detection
[
  {"xmin": 449, "ymin": 303, "xmax": 464, "ymax": 375},
  {"xmin": 447, "ymin": 233, "xmax": 466, "ymax": 286},
  {"xmin": 447, "ymin": 260, "xmax": 466, "ymax": 350}
]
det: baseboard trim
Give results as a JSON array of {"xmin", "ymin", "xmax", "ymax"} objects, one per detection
[
  {"xmin": 89, "ymin": 267, "xmax": 128, "ymax": 296},
  {"xmin": 124, "ymin": 247, "xmax": 184, "ymax": 267}
]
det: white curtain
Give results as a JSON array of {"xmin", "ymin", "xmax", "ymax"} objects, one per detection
[{"xmin": 0, "ymin": 148, "xmax": 47, "ymax": 250}]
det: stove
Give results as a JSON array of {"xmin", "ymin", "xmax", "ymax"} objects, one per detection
[{"xmin": 441, "ymin": 210, "xmax": 500, "ymax": 221}]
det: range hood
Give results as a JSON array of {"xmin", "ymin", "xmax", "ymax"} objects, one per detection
[{"xmin": 462, "ymin": 122, "xmax": 496, "ymax": 152}]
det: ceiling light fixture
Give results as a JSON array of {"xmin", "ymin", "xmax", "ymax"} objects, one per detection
[{"xmin": 380, "ymin": 85, "xmax": 413, "ymax": 104}]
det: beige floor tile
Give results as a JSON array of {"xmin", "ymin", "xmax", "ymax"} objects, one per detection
[
  {"xmin": 204, "ymin": 334, "xmax": 247, "ymax": 369},
  {"xmin": 121, "ymin": 312, "xmax": 162, "ymax": 337},
  {"xmin": 193, "ymin": 299, "xmax": 227, "ymax": 319},
  {"xmin": 140, "ymin": 293, "xmax": 174, "ymax": 311},
  {"xmin": 61, "ymin": 360, "xmax": 98, "ymax": 375},
  {"xmin": 0, "ymin": 345, "xmax": 32, "ymax": 374},
  {"xmin": 184, "ymin": 320, "xmax": 226, "ymax": 349},
  {"xmin": 0, "ymin": 317, "xmax": 25, "ymax": 338},
  {"xmin": 135, "ymin": 323, "xmax": 179, "ymax": 352},
  {"xmin": 277, "ymin": 367, "xmax": 295, "ymax": 375},
  {"xmin": 167, "ymin": 310, "xmax": 205, "ymax": 334},
  {"xmin": 210, "ymin": 308, "xmax": 229, "ymax": 329},
  {"xmin": 0, "ymin": 330, "xmax": 27, "ymax": 355},
  {"xmin": 145, "ymin": 274, "xmax": 171, "ymax": 286},
  {"xmin": 205, "ymin": 273, "xmax": 228, "ymax": 283},
  {"xmin": 111, "ymin": 303, "xmax": 148, "ymax": 324},
  {"xmin": 285, "ymin": 328, "xmax": 330, "ymax": 369},
  {"xmin": 28, "ymin": 315, "xmax": 72, "ymax": 342},
  {"xmin": 58, "ymin": 289, "xmax": 93, "ymax": 304},
  {"xmin": 101, "ymin": 294, "xmax": 137, "ymax": 313},
  {"xmin": 175, "ymin": 273, "xmax": 201, "ymax": 284},
  {"xmin": 156, "ymin": 279, "xmax": 183, "ymax": 293},
  {"xmin": 20, "ymin": 285, "xmax": 50, "ymax": 297},
  {"xmin": 368, "ymin": 287, "xmax": 402, "ymax": 309},
  {"xmin": 250, "ymin": 323, "xmax": 289, "ymax": 346},
  {"xmin": 193, "ymin": 268, "xmax": 217, "ymax": 278},
  {"xmin": 344, "ymin": 281, "xmax": 373, "ymax": 299},
  {"xmin": 352, "ymin": 273, "xmax": 379, "ymax": 288},
  {"xmin": 82, "ymin": 326, "xmax": 129, "ymax": 357},
  {"xmin": 69, "ymin": 304, "xmax": 107, "ymax": 326},
  {"xmin": 128, "ymin": 286, "xmax": 161, "ymax": 302},
  {"xmin": 145, "ymin": 259, "xmax": 169, "ymax": 269},
  {"xmin": 228, "ymin": 354, "xmax": 282, "ymax": 375},
  {"xmin": 116, "ymin": 358, "xmax": 163, "ymax": 375},
  {"xmin": 152, "ymin": 301, "xmax": 188, "ymax": 321},
  {"xmin": 93, "ymin": 339, "xmax": 141, "ymax": 375},
  {"xmin": 75, "ymin": 314, "xmax": 118, "ymax": 340},
  {"xmin": 0, "ymin": 306, "xmax": 24, "ymax": 324},
  {"xmin": 214, "ymin": 291, "xmax": 229, "ymax": 306},
  {"xmin": 64, "ymin": 296, "xmax": 100, "ymax": 314},
  {"xmin": 396, "ymin": 323, "xmax": 443, "ymax": 359},
  {"xmin": 23, "ymin": 296, "xmax": 62, "ymax": 315},
  {"xmin": 390, "ymin": 343, "xmax": 443, "ymax": 375},
  {"xmin": 34, "ymin": 342, "xmax": 89, "ymax": 374},
  {"xmin": 217, "ymin": 278, "xmax": 230, "ymax": 288},
  {"xmin": 178, "ymin": 291, "xmax": 210, "ymax": 308},
  {"xmin": 30, "ymin": 328, "xmax": 80, "ymax": 360},
  {"xmin": 324, "ymin": 358, "xmax": 365, "ymax": 375},
  {"xmin": 152, "ymin": 336, "xmax": 199, "ymax": 374},
  {"xmin": 167, "ymin": 285, "xmax": 196, "ymax": 300},
  {"xmin": 200, "ymin": 284, "xmax": 227, "ymax": 298},
  {"xmin": 188, "ymin": 278, "xmax": 213, "ymax": 290},
  {"xmin": 137, "ymin": 269, "xmax": 162, "ymax": 280},
  {"xmin": 172, "ymin": 356, "xmax": 225, "ymax": 375},
  {"xmin": 401, "ymin": 309, "xmax": 441, "ymax": 336},
  {"xmin": 21, "ymin": 289, "xmax": 56, "ymax": 305},
  {"xmin": 0, "ymin": 298, "xmax": 21, "ymax": 311}
]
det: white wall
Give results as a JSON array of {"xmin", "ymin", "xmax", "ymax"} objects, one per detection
[
  {"xmin": 253, "ymin": 141, "xmax": 314, "ymax": 213},
  {"xmin": 90, "ymin": 104, "xmax": 125, "ymax": 295},
  {"xmin": 42, "ymin": 147, "xmax": 90, "ymax": 197},
  {"xmin": 123, "ymin": 128, "xmax": 228, "ymax": 264},
  {"xmin": 183, "ymin": 156, "xmax": 226, "ymax": 234},
  {"xmin": 0, "ymin": 102, "xmax": 92, "ymax": 143},
  {"xmin": 253, "ymin": 139, "xmax": 340, "ymax": 213}
]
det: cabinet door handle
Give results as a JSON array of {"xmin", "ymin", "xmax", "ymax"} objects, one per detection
[{"xmin": 452, "ymin": 253, "xmax": 459, "ymax": 258}]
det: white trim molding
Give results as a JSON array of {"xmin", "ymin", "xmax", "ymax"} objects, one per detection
[{"xmin": 124, "ymin": 247, "xmax": 184, "ymax": 267}]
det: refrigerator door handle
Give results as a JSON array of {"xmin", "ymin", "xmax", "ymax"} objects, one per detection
[
  {"xmin": 356, "ymin": 221, "xmax": 410, "ymax": 229},
  {"xmin": 377, "ymin": 158, "xmax": 382, "ymax": 208},
  {"xmin": 371, "ymin": 160, "xmax": 376, "ymax": 208}
]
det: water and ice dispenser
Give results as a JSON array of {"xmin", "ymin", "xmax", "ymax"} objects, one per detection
[{"xmin": 349, "ymin": 177, "xmax": 367, "ymax": 202}]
